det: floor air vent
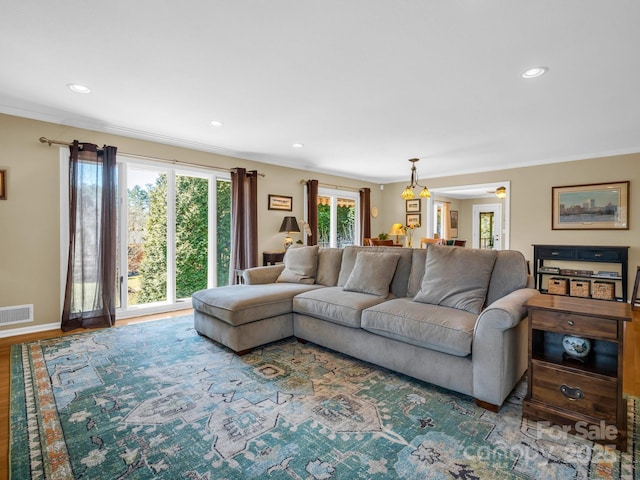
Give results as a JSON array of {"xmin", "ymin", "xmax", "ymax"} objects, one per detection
[{"xmin": 0, "ymin": 304, "xmax": 34, "ymax": 326}]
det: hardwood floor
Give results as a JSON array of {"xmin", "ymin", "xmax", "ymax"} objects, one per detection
[
  {"xmin": 0, "ymin": 309, "xmax": 192, "ymax": 480},
  {"xmin": 1, "ymin": 307, "xmax": 638, "ymax": 479},
  {"xmin": 623, "ymin": 308, "xmax": 640, "ymax": 396}
]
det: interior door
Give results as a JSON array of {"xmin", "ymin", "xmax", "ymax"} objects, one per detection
[{"xmin": 472, "ymin": 203, "xmax": 503, "ymax": 250}]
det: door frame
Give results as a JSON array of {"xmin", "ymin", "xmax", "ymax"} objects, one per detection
[{"xmin": 426, "ymin": 181, "xmax": 510, "ymax": 249}]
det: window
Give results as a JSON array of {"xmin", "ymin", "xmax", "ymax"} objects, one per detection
[
  {"xmin": 60, "ymin": 149, "xmax": 231, "ymax": 319},
  {"xmin": 316, "ymin": 188, "xmax": 359, "ymax": 248},
  {"xmin": 433, "ymin": 202, "xmax": 444, "ymax": 239}
]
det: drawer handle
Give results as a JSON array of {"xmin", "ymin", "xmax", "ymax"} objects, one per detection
[
  {"xmin": 560, "ymin": 384, "xmax": 584, "ymax": 401},
  {"xmin": 567, "ymin": 320, "xmax": 574, "ymax": 326},
  {"xmin": 594, "ymin": 253, "xmax": 603, "ymax": 257},
  {"xmin": 551, "ymin": 251, "xmax": 560, "ymax": 256}
]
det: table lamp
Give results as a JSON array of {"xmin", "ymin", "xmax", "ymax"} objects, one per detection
[
  {"xmin": 388, "ymin": 223, "xmax": 405, "ymax": 245},
  {"xmin": 279, "ymin": 216, "xmax": 300, "ymax": 249}
]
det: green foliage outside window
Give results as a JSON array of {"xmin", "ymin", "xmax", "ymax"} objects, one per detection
[
  {"xmin": 134, "ymin": 174, "xmax": 230, "ymax": 304},
  {"xmin": 175, "ymin": 175, "xmax": 209, "ymax": 298},
  {"xmin": 317, "ymin": 202, "xmax": 355, "ymax": 247},
  {"xmin": 137, "ymin": 175, "xmax": 168, "ymax": 303},
  {"xmin": 318, "ymin": 204, "xmax": 330, "ymax": 247},
  {"xmin": 216, "ymin": 180, "xmax": 231, "ymax": 286}
]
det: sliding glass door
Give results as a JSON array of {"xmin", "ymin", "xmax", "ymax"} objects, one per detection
[
  {"xmin": 317, "ymin": 188, "xmax": 359, "ymax": 248},
  {"xmin": 118, "ymin": 159, "xmax": 230, "ymax": 316}
]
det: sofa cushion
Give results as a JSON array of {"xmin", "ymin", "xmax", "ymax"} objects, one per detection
[
  {"xmin": 414, "ymin": 246, "xmax": 497, "ymax": 314},
  {"xmin": 338, "ymin": 246, "xmax": 414, "ymax": 297},
  {"xmin": 293, "ymin": 286, "xmax": 391, "ymax": 328},
  {"xmin": 343, "ymin": 251, "xmax": 400, "ymax": 297},
  {"xmin": 192, "ymin": 283, "xmax": 322, "ymax": 326},
  {"xmin": 362, "ymin": 297, "xmax": 478, "ymax": 357},
  {"xmin": 486, "ymin": 250, "xmax": 528, "ymax": 305},
  {"xmin": 315, "ymin": 248, "xmax": 344, "ymax": 286},
  {"xmin": 407, "ymin": 248, "xmax": 428, "ymax": 297},
  {"xmin": 277, "ymin": 245, "xmax": 319, "ymax": 284}
]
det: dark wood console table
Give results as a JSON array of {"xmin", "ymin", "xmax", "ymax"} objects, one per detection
[{"xmin": 533, "ymin": 244, "xmax": 629, "ymax": 302}]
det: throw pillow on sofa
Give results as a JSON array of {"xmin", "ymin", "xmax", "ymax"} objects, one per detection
[
  {"xmin": 413, "ymin": 245, "xmax": 497, "ymax": 314},
  {"xmin": 315, "ymin": 248, "xmax": 344, "ymax": 286},
  {"xmin": 277, "ymin": 245, "xmax": 319, "ymax": 284},
  {"xmin": 343, "ymin": 251, "xmax": 400, "ymax": 297}
]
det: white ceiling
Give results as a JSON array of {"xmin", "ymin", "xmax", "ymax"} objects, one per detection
[{"xmin": 1, "ymin": 1, "xmax": 639, "ymax": 184}]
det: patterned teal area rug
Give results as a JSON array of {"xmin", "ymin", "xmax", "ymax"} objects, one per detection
[{"xmin": 10, "ymin": 316, "xmax": 638, "ymax": 479}]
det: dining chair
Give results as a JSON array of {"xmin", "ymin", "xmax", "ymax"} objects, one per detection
[
  {"xmin": 420, "ymin": 238, "xmax": 441, "ymax": 248},
  {"xmin": 371, "ymin": 239, "xmax": 394, "ymax": 246}
]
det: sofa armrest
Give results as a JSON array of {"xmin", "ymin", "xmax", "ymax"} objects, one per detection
[
  {"xmin": 472, "ymin": 288, "xmax": 540, "ymax": 407},
  {"xmin": 475, "ymin": 287, "xmax": 540, "ymax": 332},
  {"xmin": 243, "ymin": 265, "xmax": 285, "ymax": 285}
]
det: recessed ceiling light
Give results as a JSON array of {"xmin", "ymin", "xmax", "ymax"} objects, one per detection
[
  {"xmin": 210, "ymin": 120, "xmax": 224, "ymax": 127},
  {"xmin": 521, "ymin": 67, "xmax": 548, "ymax": 79},
  {"xmin": 292, "ymin": 143, "xmax": 304, "ymax": 148},
  {"xmin": 67, "ymin": 83, "xmax": 91, "ymax": 93}
]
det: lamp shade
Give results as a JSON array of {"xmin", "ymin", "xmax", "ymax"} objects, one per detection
[
  {"xmin": 388, "ymin": 223, "xmax": 405, "ymax": 236},
  {"xmin": 279, "ymin": 216, "xmax": 300, "ymax": 233},
  {"xmin": 495, "ymin": 186, "xmax": 507, "ymax": 199}
]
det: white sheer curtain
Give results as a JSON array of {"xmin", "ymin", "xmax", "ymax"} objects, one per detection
[{"xmin": 61, "ymin": 141, "xmax": 118, "ymax": 331}]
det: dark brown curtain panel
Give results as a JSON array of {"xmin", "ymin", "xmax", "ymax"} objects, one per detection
[
  {"xmin": 306, "ymin": 179, "xmax": 319, "ymax": 246},
  {"xmin": 230, "ymin": 167, "xmax": 258, "ymax": 283},
  {"xmin": 62, "ymin": 141, "xmax": 118, "ymax": 331},
  {"xmin": 359, "ymin": 187, "xmax": 371, "ymax": 243}
]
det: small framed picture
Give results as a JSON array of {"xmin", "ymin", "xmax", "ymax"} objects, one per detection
[
  {"xmin": 450, "ymin": 210, "xmax": 458, "ymax": 238},
  {"xmin": 0, "ymin": 170, "xmax": 6, "ymax": 200},
  {"xmin": 406, "ymin": 199, "xmax": 421, "ymax": 213},
  {"xmin": 406, "ymin": 213, "xmax": 421, "ymax": 227},
  {"xmin": 268, "ymin": 194, "xmax": 293, "ymax": 211}
]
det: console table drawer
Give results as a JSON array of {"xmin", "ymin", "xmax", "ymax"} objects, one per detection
[
  {"xmin": 536, "ymin": 247, "xmax": 578, "ymax": 260},
  {"xmin": 578, "ymin": 248, "xmax": 624, "ymax": 262},
  {"xmin": 531, "ymin": 363, "xmax": 617, "ymax": 422},
  {"xmin": 530, "ymin": 310, "xmax": 618, "ymax": 340}
]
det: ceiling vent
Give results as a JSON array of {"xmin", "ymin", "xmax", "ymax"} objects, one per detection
[{"xmin": 0, "ymin": 304, "xmax": 34, "ymax": 326}]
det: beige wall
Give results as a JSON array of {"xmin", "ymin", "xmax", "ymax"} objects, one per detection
[
  {"xmin": 0, "ymin": 113, "xmax": 384, "ymax": 332},
  {"xmin": 1, "ymin": 112, "xmax": 638, "ymax": 333},
  {"xmin": 381, "ymin": 154, "xmax": 639, "ymax": 292}
]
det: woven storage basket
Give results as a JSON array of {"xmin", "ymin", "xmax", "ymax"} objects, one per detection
[
  {"xmin": 592, "ymin": 281, "xmax": 615, "ymax": 300},
  {"xmin": 570, "ymin": 279, "xmax": 591, "ymax": 298},
  {"xmin": 548, "ymin": 277, "xmax": 569, "ymax": 295}
]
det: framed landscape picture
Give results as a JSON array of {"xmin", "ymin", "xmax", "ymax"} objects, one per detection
[
  {"xmin": 406, "ymin": 199, "xmax": 421, "ymax": 213},
  {"xmin": 406, "ymin": 213, "xmax": 421, "ymax": 228},
  {"xmin": 450, "ymin": 210, "xmax": 458, "ymax": 238},
  {"xmin": 552, "ymin": 181, "xmax": 629, "ymax": 230},
  {"xmin": 268, "ymin": 194, "xmax": 293, "ymax": 211}
]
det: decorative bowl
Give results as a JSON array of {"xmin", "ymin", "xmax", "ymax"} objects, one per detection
[{"xmin": 562, "ymin": 335, "xmax": 591, "ymax": 358}]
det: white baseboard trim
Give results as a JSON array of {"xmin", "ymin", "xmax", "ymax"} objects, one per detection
[{"xmin": 0, "ymin": 322, "xmax": 61, "ymax": 339}]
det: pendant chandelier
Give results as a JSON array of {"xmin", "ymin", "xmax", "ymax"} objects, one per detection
[{"xmin": 400, "ymin": 158, "xmax": 431, "ymax": 199}]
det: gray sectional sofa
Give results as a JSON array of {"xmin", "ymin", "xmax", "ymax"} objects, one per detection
[{"xmin": 192, "ymin": 244, "xmax": 539, "ymax": 410}]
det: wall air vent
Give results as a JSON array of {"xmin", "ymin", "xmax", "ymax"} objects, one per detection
[{"xmin": 0, "ymin": 304, "xmax": 34, "ymax": 326}]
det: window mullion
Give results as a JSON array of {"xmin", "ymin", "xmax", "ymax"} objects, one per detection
[
  {"xmin": 167, "ymin": 169, "xmax": 177, "ymax": 303},
  {"xmin": 330, "ymin": 196, "xmax": 338, "ymax": 248},
  {"xmin": 208, "ymin": 176, "xmax": 216, "ymax": 288},
  {"xmin": 117, "ymin": 164, "xmax": 128, "ymax": 310}
]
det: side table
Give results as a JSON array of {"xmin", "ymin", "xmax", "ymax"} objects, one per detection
[
  {"xmin": 263, "ymin": 250, "xmax": 285, "ymax": 266},
  {"xmin": 523, "ymin": 295, "xmax": 632, "ymax": 450}
]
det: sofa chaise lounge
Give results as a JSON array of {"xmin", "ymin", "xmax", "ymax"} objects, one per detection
[{"xmin": 192, "ymin": 244, "xmax": 539, "ymax": 410}]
